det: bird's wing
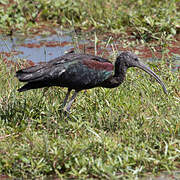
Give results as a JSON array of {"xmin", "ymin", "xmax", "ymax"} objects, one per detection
[
  {"xmin": 47, "ymin": 57, "xmax": 114, "ymax": 81},
  {"xmin": 54, "ymin": 58, "xmax": 114, "ymax": 90},
  {"xmin": 48, "ymin": 52, "xmax": 111, "ymax": 65},
  {"xmin": 16, "ymin": 63, "xmax": 60, "ymax": 82},
  {"xmin": 16, "ymin": 54, "xmax": 114, "ymax": 88}
]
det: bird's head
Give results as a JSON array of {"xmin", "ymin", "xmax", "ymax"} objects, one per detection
[{"xmin": 116, "ymin": 51, "xmax": 167, "ymax": 94}]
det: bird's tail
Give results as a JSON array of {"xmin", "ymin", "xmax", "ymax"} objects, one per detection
[
  {"xmin": 16, "ymin": 64, "xmax": 51, "ymax": 92},
  {"xmin": 16, "ymin": 64, "xmax": 49, "ymax": 82},
  {"xmin": 17, "ymin": 82, "xmax": 47, "ymax": 92}
]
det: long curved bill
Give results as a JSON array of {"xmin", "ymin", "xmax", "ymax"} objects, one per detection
[{"xmin": 136, "ymin": 62, "xmax": 167, "ymax": 94}]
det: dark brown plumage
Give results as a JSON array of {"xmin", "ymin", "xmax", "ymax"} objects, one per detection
[{"xmin": 16, "ymin": 51, "xmax": 167, "ymax": 112}]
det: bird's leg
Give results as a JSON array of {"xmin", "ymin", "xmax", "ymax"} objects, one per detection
[
  {"xmin": 61, "ymin": 89, "xmax": 71, "ymax": 109},
  {"xmin": 64, "ymin": 91, "xmax": 78, "ymax": 113}
]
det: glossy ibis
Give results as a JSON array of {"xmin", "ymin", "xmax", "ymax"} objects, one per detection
[{"xmin": 16, "ymin": 51, "xmax": 167, "ymax": 112}]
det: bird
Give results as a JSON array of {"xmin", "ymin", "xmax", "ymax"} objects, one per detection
[{"xmin": 16, "ymin": 51, "xmax": 167, "ymax": 112}]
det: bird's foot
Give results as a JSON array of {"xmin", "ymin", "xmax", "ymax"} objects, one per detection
[
  {"xmin": 58, "ymin": 107, "xmax": 71, "ymax": 120},
  {"xmin": 63, "ymin": 107, "xmax": 71, "ymax": 115}
]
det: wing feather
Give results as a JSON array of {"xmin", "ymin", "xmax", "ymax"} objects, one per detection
[{"xmin": 16, "ymin": 52, "xmax": 114, "ymax": 91}]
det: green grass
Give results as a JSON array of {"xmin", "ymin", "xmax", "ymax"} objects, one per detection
[
  {"xmin": 0, "ymin": 0, "xmax": 179, "ymax": 40},
  {"xmin": 0, "ymin": 54, "xmax": 179, "ymax": 179}
]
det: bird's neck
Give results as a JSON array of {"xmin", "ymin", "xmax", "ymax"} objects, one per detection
[
  {"xmin": 114, "ymin": 62, "xmax": 127, "ymax": 83},
  {"xmin": 100, "ymin": 62, "xmax": 128, "ymax": 88},
  {"xmin": 104, "ymin": 64, "xmax": 127, "ymax": 88}
]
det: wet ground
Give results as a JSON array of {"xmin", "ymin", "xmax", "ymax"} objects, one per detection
[
  {"xmin": 0, "ymin": 29, "xmax": 180, "ymax": 72},
  {"xmin": 0, "ymin": 30, "xmax": 74, "ymax": 63}
]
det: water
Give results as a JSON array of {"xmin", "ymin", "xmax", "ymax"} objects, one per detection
[
  {"xmin": 0, "ymin": 31, "xmax": 75, "ymax": 63},
  {"xmin": 0, "ymin": 31, "xmax": 179, "ymax": 71},
  {"xmin": 143, "ymin": 55, "xmax": 180, "ymax": 72}
]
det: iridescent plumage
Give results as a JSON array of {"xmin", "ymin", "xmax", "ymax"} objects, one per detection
[{"xmin": 16, "ymin": 51, "xmax": 167, "ymax": 112}]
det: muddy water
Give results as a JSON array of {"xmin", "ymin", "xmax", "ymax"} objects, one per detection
[
  {"xmin": 0, "ymin": 30, "xmax": 179, "ymax": 71},
  {"xmin": 0, "ymin": 31, "xmax": 75, "ymax": 63}
]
